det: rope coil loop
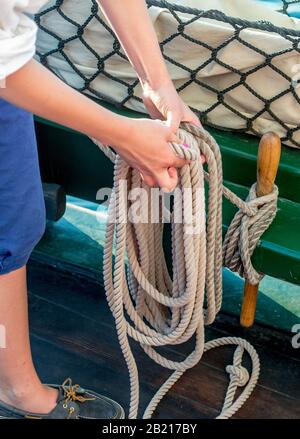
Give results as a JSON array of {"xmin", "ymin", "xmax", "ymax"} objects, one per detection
[{"xmin": 91, "ymin": 123, "xmax": 279, "ymax": 419}]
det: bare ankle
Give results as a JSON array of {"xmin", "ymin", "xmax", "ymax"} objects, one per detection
[{"xmin": 0, "ymin": 384, "xmax": 58, "ymax": 414}]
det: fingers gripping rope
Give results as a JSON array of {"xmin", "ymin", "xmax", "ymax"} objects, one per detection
[{"xmin": 92, "ymin": 124, "xmax": 278, "ymax": 419}]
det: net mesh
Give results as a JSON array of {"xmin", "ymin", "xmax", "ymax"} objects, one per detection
[
  {"xmin": 280, "ymin": 0, "xmax": 300, "ymax": 15},
  {"xmin": 35, "ymin": 0, "xmax": 300, "ymax": 147}
]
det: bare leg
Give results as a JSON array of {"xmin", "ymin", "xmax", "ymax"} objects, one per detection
[{"xmin": 0, "ymin": 266, "xmax": 58, "ymax": 413}]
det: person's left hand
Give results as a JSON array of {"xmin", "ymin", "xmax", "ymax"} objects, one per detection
[
  {"xmin": 142, "ymin": 80, "xmax": 202, "ymax": 132},
  {"xmin": 142, "ymin": 80, "xmax": 205, "ymax": 172}
]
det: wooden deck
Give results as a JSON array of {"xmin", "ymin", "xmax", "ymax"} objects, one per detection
[{"xmin": 27, "ymin": 262, "xmax": 300, "ymax": 419}]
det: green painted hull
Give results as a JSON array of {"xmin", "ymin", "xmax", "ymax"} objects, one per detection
[{"xmin": 34, "ymin": 101, "xmax": 300, "ymax": 286}]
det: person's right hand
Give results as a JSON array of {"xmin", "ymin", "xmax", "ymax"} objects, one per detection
[{"xmin": 111, "ymin": 118, "xmax": 189, "ymax": 192}]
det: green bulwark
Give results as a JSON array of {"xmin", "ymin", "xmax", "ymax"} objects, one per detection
[{"xmin": 35, "ymin": 99, "xmax": 300, "ymax": 285}]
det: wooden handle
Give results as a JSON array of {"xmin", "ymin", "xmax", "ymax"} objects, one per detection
[
  {"xmin": 240, "ymin": 132, "xmax": 281, "ymax": 328},
  {"xmin": 256, "ymin": 132, "xmax": 281, "ymax": 196},
  {"xmin": 240, "ymin": 284, "xmax": 260, "ymax": 328}
]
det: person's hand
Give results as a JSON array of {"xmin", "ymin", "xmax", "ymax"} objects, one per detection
[
  {"xmin": 142, "ymin": 80, "xmax": 202, "ymax": 132},
  {"xmin": 142, "ymin": 80, "xmax": 205, "ymax": 165},
  {"xmin": 111, "ymin": 118, "xmax": 189, "ymax": 192}
]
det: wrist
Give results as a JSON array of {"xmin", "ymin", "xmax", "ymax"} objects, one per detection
[
  {"xmin": 140, "ymin": 72, "xmax": 173, "ymax": 91},
  {"xmin": 105, "ymin": 115, "xmax": 134, "ymax": 154}
]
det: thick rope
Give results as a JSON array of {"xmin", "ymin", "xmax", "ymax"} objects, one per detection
[
  {"xmin": 92, "ymin": 123, "xmax": 278, "ymax": 418},
  {"xmin": 223, "ymin": 183, "xmax": 278, "ymax": 284}
]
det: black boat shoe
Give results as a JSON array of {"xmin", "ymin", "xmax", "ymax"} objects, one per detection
[{"xmin": 0, "ymin": 378, "xmax": 125, "ymax": 419}]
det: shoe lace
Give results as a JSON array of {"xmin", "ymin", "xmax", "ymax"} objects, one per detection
[{"xmin": 61, "ymin": 378, "xmax": 96, "ymax": 405}]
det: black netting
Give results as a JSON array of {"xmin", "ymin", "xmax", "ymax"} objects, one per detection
[
  {"xmin": 280, "ymin": 0, "xmax": 300, "ymax": 15},
  {"xmin": 35, "ymin": 0, "xmax": 300, "ymax": 147}
]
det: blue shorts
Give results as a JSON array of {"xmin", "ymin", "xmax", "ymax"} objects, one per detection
[{"xmin": 0, "ymin": 98, "xmax": 46, "ymax": 275}]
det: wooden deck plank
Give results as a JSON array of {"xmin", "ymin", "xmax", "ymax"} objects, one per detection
[
  {"xmin": 31, "ymin": 334, "xmax": 218, "ymax": 419},
  {"xmin": 27, "ymin": 263, "xmax": 300, "ymax": 419}
]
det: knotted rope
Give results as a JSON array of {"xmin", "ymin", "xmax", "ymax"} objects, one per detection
[
  {"xmin": 92, "ymin": 123, "xmax": 278, "ymax": 419},
  {"xmin": 223, "ymin": 183, "xmax": 278, "ymax": 285}
]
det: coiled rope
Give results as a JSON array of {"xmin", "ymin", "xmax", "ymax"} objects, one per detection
[{"xmin": 92, "ymin": 123, "xmax": 278, "ymax": 419}]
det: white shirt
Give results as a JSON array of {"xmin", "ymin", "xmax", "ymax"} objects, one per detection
[{"xmin": 0, "ymin": 0, "xmax": 47, "ymax": 80}]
